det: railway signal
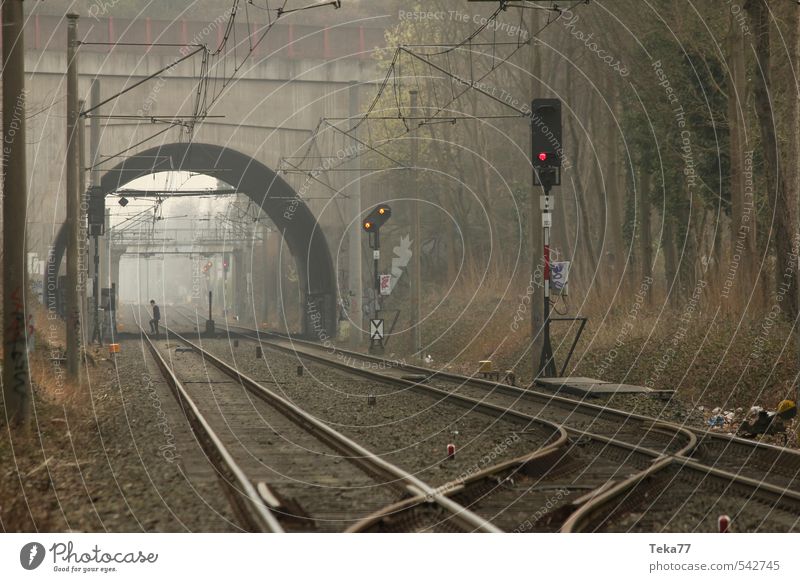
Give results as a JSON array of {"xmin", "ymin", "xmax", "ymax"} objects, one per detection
[
  {"xmin": 364, "ymin": 204, "xmax": 392, "ymax": 354},
  {"xmin": 87, "ymin": 186, "xmax": 105, "ymax": 236},
  {"xmin": 531, "ymin": 98, "xmax": 562, "ymax": 190},
  {"xmin": 87, "ymin": 185, "xmax": 105, "ymax": 344},
  {"xmin": 362, "ymin": 204, "xmax": 391, "ymax": 232},
  {"xmin": 531, "ymin": 98, "xmax": 563, "ymax": 378}
]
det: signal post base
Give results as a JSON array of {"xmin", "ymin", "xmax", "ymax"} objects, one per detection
[{"xmin": 369, "ymin": 339, "xmax": 384, "ymax": 355}]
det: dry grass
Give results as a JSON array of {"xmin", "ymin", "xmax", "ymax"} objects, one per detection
[
  {"xmin": 0, "ymin": 300, "xmax": 94, "ymax": 531},
  {"xmin": 572, "ymin": 314, "xmax": 798, "ymax": 411},
  {"xmin": 413, "ymin": 275, "xmax": 797, "ymax": 412}
]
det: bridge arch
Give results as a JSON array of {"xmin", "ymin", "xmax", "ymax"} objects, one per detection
[{"xmin": 46, "ymin": 142, "xmax": 337, "ymax": 337}]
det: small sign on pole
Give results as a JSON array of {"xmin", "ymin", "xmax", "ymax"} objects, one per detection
[
  {"xmin": 379, "ymin": 274, "xmax": 392, "ymax": 296},
  {"xmin": 551, "ymin": 261, "xmax": 570, "ymax": 295},
  {"xmin": 370, "ymin": 319, "xmax": 384, "ymax": 340}
]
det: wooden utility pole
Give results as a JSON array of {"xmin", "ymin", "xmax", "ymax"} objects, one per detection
[
  {"xmin": 2, "ymin": 0, "xmax": 31, "ymax": 426},
  {"xmin": 66, "ymin": 14, "xmax": 81, "ymax": 379},
  {"xmin": 409, "ymin": 89, "xmax": 422, "ymax": 358}
]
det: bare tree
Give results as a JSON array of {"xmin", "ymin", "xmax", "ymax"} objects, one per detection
[
  {"xmin": 745, "ymin": 0, "xmax": 798, "ymax": 318},
  {"xmin": 726, "ymin": 8, "xmax": 757, "ymax": 312}
]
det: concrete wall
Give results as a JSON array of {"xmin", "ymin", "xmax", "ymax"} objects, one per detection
[{"xmin": 22, "ymin": 39, "xmax": 381, "ymax": 315}]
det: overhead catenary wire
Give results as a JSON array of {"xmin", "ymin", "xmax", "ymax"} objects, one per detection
[
  {"xmin": 398, "ymin": 2, "xmax": 583, "ymax": 128},
  {"xmin": 420, "ymin": 4, "xmax": 506, "ymax": 57},
  {"xmin": 198, "ymin": 0, "xmax": 337, "ymax": 115},
  {"xmin": 91, "ymin": 125, "xmax": 175, "ymax": 171},
  {"xmin": 352, "ymin": 0, "xmax": 580, "ymax": 130},
  {"xmin": 81, "ymin": 45, "xmax": 206, "ymax": 117},
  {"xmin": 288, "ymin": 0, "xmax": 584, "ymax": 178},
  {"xmin": 322, "ymin": 119, "xmax": 408, "ymax": 168},
  {"xmin": 85, "ymin": 0, "xmax": 328, "ymax": 167}
]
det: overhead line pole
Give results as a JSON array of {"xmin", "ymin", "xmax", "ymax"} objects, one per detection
[
  {"xmin": 409, "ymin": 89, "xmax": 422, "ymax": 358},
  {"xmin": 347, "ymin": 81, "xmax": 363, "ymax": 348},
  {"xmin": 2, "ymin": 0, "xmax": 31, "ymax": 426},
  {"xmin": 78, "ymin": 98, "xmax": 87, "ymax": 345},
  {"xmin": 531, "ymin": 100, "xmax": 562, "ymax": 379},
  {"xmin": 528, "ymin": 9, "xmax": 545, "ymax": 386},
  {"xmin": 89, "ymin": 80, "xmax": 102, "ymax": 344},
  {"xmin": 66, "ymin": 13, "xmax": 81, "ymax": 380},
  {"xmin": 538, "ymin": 181, "xmax": 556, "ymax": 377}
]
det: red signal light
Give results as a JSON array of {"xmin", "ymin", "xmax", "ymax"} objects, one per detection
[{"xmin": 538, "ymin": 152, "xmax": 547, "ymax": 162}]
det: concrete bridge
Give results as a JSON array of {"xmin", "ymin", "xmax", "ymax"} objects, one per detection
[{"xmin": 23, "ymin": 14, "xmax": 387, "ymax": 336}]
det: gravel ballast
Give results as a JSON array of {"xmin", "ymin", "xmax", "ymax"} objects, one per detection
[
  {"xmin": 1, "ymin": 333, "xmax": 237, "ymax": 532},
  {"xmin": 189, "ymin": 335, "xmax": 554, "ymax": 488}
]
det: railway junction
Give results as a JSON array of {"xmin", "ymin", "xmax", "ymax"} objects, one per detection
[{"xmin": 2, "ymin": 0, "xmax": 800, "ymax": 547}]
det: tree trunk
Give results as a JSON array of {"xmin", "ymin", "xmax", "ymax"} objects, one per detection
[
  {"xmin": 663, "ymin": 217, "xmax": 679, "ymax": 307},
  {"xmin": 569, "ymin": 105, "xmax": 603, "ymax": 300},
  {"xmin": 602, "ymin": 72, "xmax": 626, "ymax": 294},
  {"xmin": 789, "ymin": 0, "xmax": 800, "ymax": 400},
  {"xmin": 745, "ymin": 0, "xmax": 798, "ymax": 319},
  {"xmin": 640, "ymin": 171, "xmax": 654, "ymax": 306},
  {"xmin": 727, "ymin": 8, "xmax": 757, "ymax": 312}
]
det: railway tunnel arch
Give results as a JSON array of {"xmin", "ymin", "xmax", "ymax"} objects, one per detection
[{"xmin": 46, "ymin": 141, "xmax": 337, "ymax": 338}]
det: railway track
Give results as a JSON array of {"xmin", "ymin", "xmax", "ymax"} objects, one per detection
[
  {"xmin": 163, "ymin": 307, "xmax": 706, "ymax": 531},
  {"xmin": 350, "ymin": 425, "xmax": 668, "ymax": 532},
  {"xmin": 206, "ymin": 317, "xmax": 800, "ymax": 494},
  {"xmin": 358, "ymin": 413, "xmax": 800, "ymax": 532},
  {"xmin": 563, "ymin": 456, "xmax": 800, "ymax": 532},
  {"xmin": 172, "ymin": 310, "xmax": 695, "ymax": 455},
  {"xmin": 154, "ymin": 310, "xmax": 800, "ymax": 532},
  {"xmin": 133, "ymin": 310, "xmax": 502, "ymax": 532}
]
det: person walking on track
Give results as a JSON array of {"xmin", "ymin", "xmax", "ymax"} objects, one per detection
[{"xmin": 149, "ymin": 299, "xmax": 161, "ymax": 335}]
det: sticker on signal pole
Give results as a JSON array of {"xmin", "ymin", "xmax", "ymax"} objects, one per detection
[
  {"xmin": 370, "ymin": 319, "xmax": 384, "ymax": 340},
  {"xmin": 551, "ymin": 261, "xmax": 570, "ymax": 294},
  {"xmin": 379, "ymin": 274, "xmax": 392, "ymax": 295}
]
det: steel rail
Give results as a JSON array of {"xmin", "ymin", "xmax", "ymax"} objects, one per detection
[
  {"xmin": 136, "ymin": 322, "xmax": 285, "ymax": 532},
  {"xmin": 349, "ymin": 431, "xmax": 570, "ymax": 532},
  {"xmin": 226, "ymin": 322, "xmax": 682, "ymax": 425},
  {"xmin": 161, "ymin": 324, "xmax": 504, "ymax": 533},
  {"xmin": 169, "ymin": 308, "xmax": 573, "ymax": 444},
  {"xmin": 561, "ymin": 455, "xmax": 800, "ymax": 533},
  {"xmin": 166, "ymin": 313, "xmax": 710, "ymax": 532},
  {"xmin": 168, "ymin": 313, "xmax": 800, "ymax": 531},
  {"xmin": 216, "ymin": 321, "xmax": 800, "ymax": 487},
  {"xmin": 203, "ymin": 320, "xmax": 697, "ymax": 459},
  {"xmin": 350, "ymin": 414, "xmax": 692, "ymax": 532}
]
